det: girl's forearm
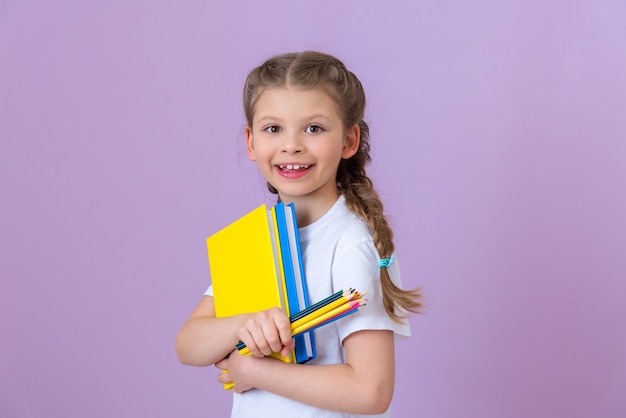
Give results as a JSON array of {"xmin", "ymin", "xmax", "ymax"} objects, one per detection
[
  {"xmin": 247, "ymin": 358, "xmax": 394, "ymax": 414},
  {"xmin": 176, "ymin": 314, "xmax": 252, "ymax": 367}
]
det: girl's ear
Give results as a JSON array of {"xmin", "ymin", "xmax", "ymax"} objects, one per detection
[
  {"xmin": 342, "ymin": 124, "xmax": 360, "ymax": 159},
  {"xmin": 245, "ymin": 126, "xmax": 256, "ymax": 161}
]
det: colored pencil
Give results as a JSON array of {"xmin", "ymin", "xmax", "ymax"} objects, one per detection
[
  {"xmin": 290, "ymin": 291, "xmax": 357, "ymax": 330},
  {"xmin": 294, "ymin": 306, "xmax": 364, "ymax": 336},
  {"xmin": 289, "ymin": 288, "xmax": 353, "ymax": 323},
  {"xmin": 235, "ymin": 288, "xmax": 359, "ymax": 351},
  {"xmin": 237, "ymin": 293, "xmax": 366, "ymax": 356},
  {"xmin": 291, "ymin": 299, "xmax": 363, "ymax": 335}
]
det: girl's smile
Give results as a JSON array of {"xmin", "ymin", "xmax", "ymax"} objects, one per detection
[{"xmin": 276, "ymin": 163, "xmax": 312, "ymax": 179}]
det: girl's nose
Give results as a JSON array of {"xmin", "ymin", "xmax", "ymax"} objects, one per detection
[{"xmin": 281, "ymin": 133, "xmax": 304, "ymax": 154}]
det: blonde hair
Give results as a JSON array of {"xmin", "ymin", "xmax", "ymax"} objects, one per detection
[{"xmin": 243, "ymin": 51, "xmax": 422, "ymax": 321}]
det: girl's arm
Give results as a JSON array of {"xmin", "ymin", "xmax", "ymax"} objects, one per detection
[
  {"xmin": 217, "ymin": 329, "xmax": 395, "ymax": 415},
  {"xmin": 175, "ymin": 296, "xmax": 293, "ymax": 367},
  {"xmin": 176, "ymin": 296, "xmax": 247, "ymax": 366}
]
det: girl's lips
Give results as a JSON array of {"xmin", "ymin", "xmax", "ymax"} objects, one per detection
[{"xmin": 275, "ymin": 164, "xmax": 313, "ymax": 179}]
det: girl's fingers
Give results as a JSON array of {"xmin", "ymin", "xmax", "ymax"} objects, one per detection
[
  {"xmin": 280, "ymin": 339, "xmax": 295, "ymax": 357},
  {"xmin": 275, "ymin": 314, "xmax": 293, "ymax": 347},
  {"xmin": 217, "ymin": 369, "xmax": 229, "ymax": 383},
  {"xmin": 239, "ymin": 307, "xmax": 294, "ymax": 357},
  {"xmin": 261, "ymin": 321, "xmax": 285, "ymax": 354},
  {"xmin": 240, "ymin": 320, "xmax": 271, "ymax": 357},
  {"xmin": 251, "ymin": 325, "xmax": 273, "ymax": 356}
]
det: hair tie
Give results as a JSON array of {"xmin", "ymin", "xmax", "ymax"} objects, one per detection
[{"xmin": 379, "ymin": 254, "xmax": 395, "ymax": 270}]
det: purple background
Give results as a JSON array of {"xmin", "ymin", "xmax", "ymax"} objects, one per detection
[{"xmin": 2, "ymin": 1, "xmax": 625, "ymax": 417}]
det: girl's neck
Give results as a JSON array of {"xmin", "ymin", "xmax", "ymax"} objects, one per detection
[{"xmin": 280, "ymin": 192, "xmax": 340, "ymax": 227}]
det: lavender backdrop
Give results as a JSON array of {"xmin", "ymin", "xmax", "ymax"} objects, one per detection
[{"xmin": 2, "ymin": 1, "xmax": 625, "ymax": 417}]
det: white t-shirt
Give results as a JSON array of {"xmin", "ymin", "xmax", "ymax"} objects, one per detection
[{"xmin": 204, "ymin": 196, "xmax": 411, "ymax": 418}]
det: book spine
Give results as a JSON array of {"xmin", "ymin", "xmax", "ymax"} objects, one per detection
[{"xmin": 274, "ymin": 203, "xmax": 308, "ymax": 363}]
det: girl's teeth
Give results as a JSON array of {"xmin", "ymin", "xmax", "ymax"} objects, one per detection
[{"xmin": 282, "ymin": 165, "xmax": 308, "ymax": 170}]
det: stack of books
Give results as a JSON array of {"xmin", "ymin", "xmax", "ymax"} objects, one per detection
[{"xmin": 207, "ymin": 202, "xmax": 365, "ymax": 389}]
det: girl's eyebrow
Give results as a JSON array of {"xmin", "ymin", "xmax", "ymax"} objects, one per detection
[
  {"xmin": 305, "ymin": 114, "xmax": 333, "ymax": 123},
  {"xmin": 254, "ymin": 115, "xmax": 283, "ymax": 124},
  {"xmin": 254, "ymin": 113, "xmax": 334, "ymax": 125}
]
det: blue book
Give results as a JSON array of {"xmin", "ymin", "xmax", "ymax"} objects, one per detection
[
  {"xmin": 284, "ymin": 203, "xmax": 316, "ymax": 362},
  {"xmin": 274, "ymin": 203, "xmax": 316, "ymax": 363}
]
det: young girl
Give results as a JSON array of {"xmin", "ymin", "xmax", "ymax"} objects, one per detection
[{"xmin": 176, "ymin": 51, "xmax": 422, "ymax": 417}]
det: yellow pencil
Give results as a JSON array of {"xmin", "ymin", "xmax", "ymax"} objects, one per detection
[
  {"xmin": 291, "ymin": 299, "xmax": 362, "ymax": 335},
  {"xmin": 290, "ymin": 291, "xmax": 356, "ymax": 330}
]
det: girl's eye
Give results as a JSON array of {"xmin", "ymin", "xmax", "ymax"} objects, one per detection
[
  {"xmin": 305, "ymin": 125, "xmax": 323, "ymax": 134},
  {"xmin": 264, "ymin": 126, "xmax": 281, "ymax": 133}
]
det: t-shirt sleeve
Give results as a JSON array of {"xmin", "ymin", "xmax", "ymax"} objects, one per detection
[
  {"xmin": 331, "ymin": 241, "xmax": 412, "ymax": 344},
  {"xmin": 203, "ymin": 284, "xmax": 214, "ymax": 297}
]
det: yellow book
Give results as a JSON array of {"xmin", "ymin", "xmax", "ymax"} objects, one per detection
[{"xmin": 206, "ymin": 204, "xmax": 292, "ymax": 389}]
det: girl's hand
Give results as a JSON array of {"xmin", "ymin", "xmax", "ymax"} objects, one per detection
[
  {"xmin": 215, "ymin": 350, "xmax": 255, "ymax": 393},
  {"xmin": 237, "ymin": 307, "xmax": 294, "ymax": 358}
]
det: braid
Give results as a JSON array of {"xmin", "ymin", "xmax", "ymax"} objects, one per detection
[
  {"xmin": 243, "ymin": 51, "xmax": 423, "ymax": 320},
  {"xmin": 338, "ymin": 125, "xmax": 423, "ymax": 321}
]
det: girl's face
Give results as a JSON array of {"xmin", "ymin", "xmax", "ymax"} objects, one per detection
[{"xmin": 246, "ymin": 87, "xmax": 359, "ymax": 210}]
